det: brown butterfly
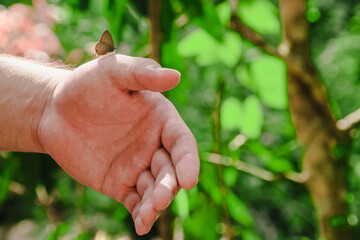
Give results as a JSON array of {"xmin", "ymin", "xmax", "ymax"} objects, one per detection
[{"xmin": 95, "ymin": 30, "xmax": 116, "ymax": 56}]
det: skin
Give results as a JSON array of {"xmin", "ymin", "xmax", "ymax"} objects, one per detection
[{"xmin": 0, "ymin": 54, "xmax": 200, "ymax": 235}]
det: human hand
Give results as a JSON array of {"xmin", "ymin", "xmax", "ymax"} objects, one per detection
[{"xmin": 37, "ymin": 54, "xmax": 200, "ymax": 235}]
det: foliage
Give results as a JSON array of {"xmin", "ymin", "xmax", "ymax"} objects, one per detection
[{"xmin": 1, "ymin": 0, "xmax": 360, "ymax": 239}]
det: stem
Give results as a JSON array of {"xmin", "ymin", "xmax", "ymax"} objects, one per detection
[
  {"xmin": 148, "ymin": 0, "xmax": 161, "ymax": 63},
  {"xmin": 337, "ymin": 108, "xmax": 360, "ymax": 132},
  {"xmin": 204, "ymin": 152, "xmax": 308, "ymax": 183},
  {"xmin": 148, "ymin": 0, "xmax": 174, "ymax": 239},
  {"xmin": 212, "ymin": 77, "xmax": 234, "ymax": 240}
]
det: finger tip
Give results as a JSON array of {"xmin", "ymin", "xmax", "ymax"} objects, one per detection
[
  {"xmin": 151, "ymin": 67, "xmax": 181, "ymax": 91},
  {"xmin": 176, "ymin": 153, "xmax": 200, "ymax": 190},
  {"xmin": 172, "ymin": 69, "xmax": 181, "ymax": 81},
  {"xmin": 140, "ymin": 204, "xmax": 157, "ymax": 225},
  {"xmin": 135, "ymin": 217, "xmax": 152, "ymax": 236},
  {"xmin": 180, "ymin": 176, "xmax": 198, "ymax": 190}
]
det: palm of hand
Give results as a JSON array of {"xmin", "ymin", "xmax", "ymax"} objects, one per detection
[{"xmin": 38, "ymin": 55, "xmax": 199, "ymax": 235}]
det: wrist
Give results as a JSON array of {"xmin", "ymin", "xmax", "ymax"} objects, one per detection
[{"xmin": 0, "ymin": 56, "xmax": 69, "ymax": 153}]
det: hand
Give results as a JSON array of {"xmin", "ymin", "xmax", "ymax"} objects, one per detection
[{"xmin": 37, "ymin": 54, "xmax": 200, "ymax": 235}]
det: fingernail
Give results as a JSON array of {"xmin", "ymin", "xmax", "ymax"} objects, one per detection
[{"xmin": 152, "ymin": 65, "xmax": 181, "ymax": 76}]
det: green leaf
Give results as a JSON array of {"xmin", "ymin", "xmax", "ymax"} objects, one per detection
[
  {"xmin": 225, "ymin": 191, "xmax": 253, "ymax": 226},
  {"xmin": 194, "ymin": 1, "xmax": 223, "ymax": 40},
  {"xmin": 251, "ymin": 55, "xmax": 287, "ymax": 109},
  {"xmin": 199, "ymin": 163, "xmax": 223, "ymax": 205},
  {"xmin": 237, "ymin": 0, "xmax": 281, "ymax": 36},
  {"xmin": 241, "ymin": 95, "xmax": 263, "ymax": 139},
  {"xmin": 113, "ymin": 205, "xmax": 129, "ymax": 221},
  {"xmin": 221, "ymin": 97, "xmax": 243, "ymax": 131},
  {"xmin": 178, "ymin": 28, "xmax": 241, "ymax": 67},
  {"xmin": 217, "ymin": 32, "xmax": 242, "ymax": 68},
  {"xmin": 175, "ymin": 189, "xmax": 189, "ymax": 220},
  {"xmin": 307, "ymin": 7, "xmax": 321, "ymax": 23},
  {"xmin": 53, "ymin": 221, "xmax": 71, "ymax": 238},
  {"xmin": 216, "ymin": 1, "xmax": 232, "ymax": 26},
  {"xmin": 178, "ymin": 28, "xmax": 217, "ymax": 65},
  {"xmin": 242, "ymin": 229, "xmax": 261, "ymax": 240},
  {"xmin": 84, "ymin": 188, "xmax": 114, "ymax": 210},
  {"xmin": 329, "ymin": 214, "xmax": 348, "ymax": 228},
  {"xmin": 223, "ymin": 167, "xmax": 238, "ymax": 187},
  {"xmin": 268, "ymin": 157, "xmax": 294, "ymax": 173},
  {"xmin": 76, "ymin": 232, "xmax": 92, "ymax": 240},
  {"xmin": 235, "ymin": 65, "xmax": 257, "ymax": 91},
  {"xmin": 89, "ymin": 0, "xmax": 108, "ymax": 15},
  {"xmin": 183, "ymin": 196, "xmax": 220, "ymax": 240},
  {"xmin": 247, "ymin": 140, "xmax": 294, "ymax": 172}
]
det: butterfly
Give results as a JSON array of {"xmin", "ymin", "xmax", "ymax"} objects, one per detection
[{"xmin": 95, "ymin": 30, "xmax": 116, "ymax": 56}]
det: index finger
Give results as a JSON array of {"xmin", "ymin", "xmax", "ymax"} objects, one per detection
[{"xmin": 161, "ymin": 114, "xmax": 200, "ymax": 189}]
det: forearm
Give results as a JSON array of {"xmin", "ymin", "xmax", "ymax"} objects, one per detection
[{"xmin": 0, "ymin": 55, "xmax": 68, "ymax": 152}]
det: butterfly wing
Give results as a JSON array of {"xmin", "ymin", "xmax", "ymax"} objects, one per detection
[
  {"xmin": 99, "ymin": 30, "xmax": 115, "ymax": 47},
  {"xmin": 95, "ymin": 30, "xmax": 115, "ymax": 55}
]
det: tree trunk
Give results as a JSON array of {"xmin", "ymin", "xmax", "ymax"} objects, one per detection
[{"xmin": 279, "ymin": 0, "xmax": 352, "ymax": 239}]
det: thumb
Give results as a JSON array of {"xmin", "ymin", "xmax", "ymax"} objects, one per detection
[{"xmin": 100, "ymin": 54, "xmax": 181, "ymax": 92}]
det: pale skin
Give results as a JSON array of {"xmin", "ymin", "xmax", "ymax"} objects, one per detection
[{"xmin": 0, "ymin": 54, "xmax": 200, "ymax": 235}]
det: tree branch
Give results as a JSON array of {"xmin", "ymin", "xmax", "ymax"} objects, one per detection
[
  {"xmin": 337, "ymin": 108, "xmax": 360, "ymax": 131},
  {"xmin": 203, "ymin": 152, "xmax": 309, "ymax": 184},
  {"xmin": 228, "ymin": 0, "xmax": 282, "ymax": 59}
]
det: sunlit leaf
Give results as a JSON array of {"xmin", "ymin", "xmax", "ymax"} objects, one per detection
[
  {"xmin": 220, "ymin": 97, "xmax": 243, "ymax": 131},
  {"xmin": 235, "ymin": 65, "xmax": 257, "ymax": 92},
  {"xmin": 242, "ymin": 95, "xmax": 263, "ymax": 139},
  {"xmin": 175, "ymin": 189, "xmax": 189, "ymax": 220},
  {"xmin": 178, "ymin": 28, "xmax": 241, "ymax": 67},
  {"xmin": 217, "ymin": 32, "xmax": 242, "ymax": 68},
  {"xmin": 251, "ymin": 55, "xmax": 287, "ymax": 109},
  {"xmin": 178, "ymin": 28, "xmax": 218, "ymax": 66},
  {"xmin": 237, "ymin": 0, "xmax": 281, "ymax": 36},
  {"xmin": 216, "ymin": 1, "xmax": 232, "ymax": 26}
]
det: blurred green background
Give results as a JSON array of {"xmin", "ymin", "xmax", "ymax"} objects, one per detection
[{"xmin": 1, "ymin": 0, "xmax": 360, "ymax": 239}]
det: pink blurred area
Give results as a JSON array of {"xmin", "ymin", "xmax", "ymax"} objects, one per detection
[{"xmin": 0, "ymin": 0, "xmax": 62, "ymax": 61}]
